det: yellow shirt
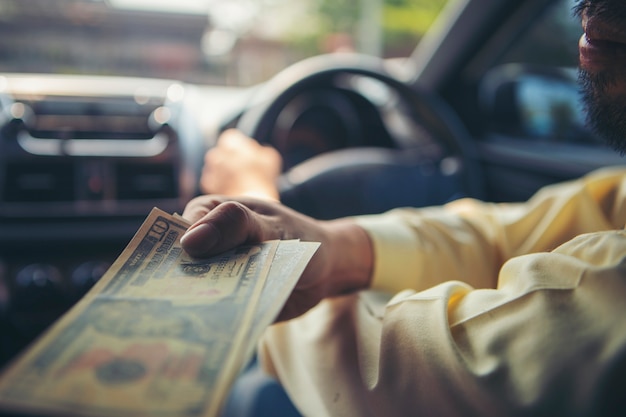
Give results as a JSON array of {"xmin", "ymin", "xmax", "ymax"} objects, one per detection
[{"xmin": 259, "ymin": 167, "xmax": 626, "ymax": 417}]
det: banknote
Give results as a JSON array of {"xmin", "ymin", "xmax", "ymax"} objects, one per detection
[
  {"xmin": 0, "ymin": 208, "xmax": 317, "ymax": 417},
  {"xmin": 241, "ymin": 240, "xmax": 320, "ymax": 362}
]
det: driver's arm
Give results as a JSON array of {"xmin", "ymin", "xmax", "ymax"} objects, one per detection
[
  {"xmin": 200, "ymin": 129, "xmax": 282, "ymax": 201},
  {"xmin": 257, "ymin": 167, "xmax": 626, "ymax": 416},
  {"xmin": 182, "ymin": 167, "xmax": 626, "ymax": 415}
]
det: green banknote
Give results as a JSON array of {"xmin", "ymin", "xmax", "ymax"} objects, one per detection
[
  {"xmin": 241, "ymin": 240, "xmax": 320, "ymax": 362},
  {"xmin": 0, "ymin": 207, "xmax": 315, "ymax": 417}
]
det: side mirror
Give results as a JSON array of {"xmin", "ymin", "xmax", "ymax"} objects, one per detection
[{"xmin": 479, "ymin": 64, "xmax": 597, "ymax": 143}]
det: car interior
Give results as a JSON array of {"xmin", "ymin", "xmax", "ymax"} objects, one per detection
[{"xmin": 0, "ymin": 0, "xmax": 623, "ymax": 375}]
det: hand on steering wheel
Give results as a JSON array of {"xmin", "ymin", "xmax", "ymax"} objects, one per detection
[
  {"xmin": 229, "ymin": 54, "xmax": 483, "ymax": 219},
  {"xmin": 200, "ymin": 129, "xmax": 282, "ymax": 201}
]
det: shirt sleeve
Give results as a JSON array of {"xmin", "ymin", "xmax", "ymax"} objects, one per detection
[
  {"xmin": 259, "ymin": 230, "xmax": 626, "ymax": 417},
  {"xmin": 258, "ymin": 168, "xmax": 626, "ymax": 417},
  {"xmin": 354, "ymin": 167, "xmax": 626, "ymax": 294}
]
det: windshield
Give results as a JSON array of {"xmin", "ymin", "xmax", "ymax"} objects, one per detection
[{"xmin": 0, "ymin": 0, "xmax": 451, "ymax": 86}]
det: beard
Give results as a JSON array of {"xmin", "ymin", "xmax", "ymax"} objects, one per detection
[
  {"xmin": 579, "ymin": 69, "xmax": 626, "ymax": 155},
  {"xmin": 575, "ymin": 0, "xmax": 626, "ymax": 154}
]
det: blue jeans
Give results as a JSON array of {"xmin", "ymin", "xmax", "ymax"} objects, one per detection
[{"xmin": 221, "ymin": 359, "xmax": 302, "ymax": 417}]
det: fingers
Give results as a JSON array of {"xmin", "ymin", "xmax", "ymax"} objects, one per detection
[
  {"xmin": 182, "ymin": 195, "xmax": 223, "ymax": 223},
  {"xmin": 200, "ymin": 130, "xmax": 246, "ymax": 194},
  {"xmin": 182, "ymin": 195, "xmax": 276, "ymax": 223},
  {"xmin": 199, "ymin": 129, "xmax": 282, "ymax": 199},
  {"xmin": 218, "ymin": 128, "xmax": 257, "ymax": 148},
  {"xmin": 181, "ymin": 200, "xmax": 265, "ymax": 258}
]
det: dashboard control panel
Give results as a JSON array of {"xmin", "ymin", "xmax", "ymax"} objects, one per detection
[{"xmin": 0, "ymin": 74, "xmax": 204, "ymax": 364}]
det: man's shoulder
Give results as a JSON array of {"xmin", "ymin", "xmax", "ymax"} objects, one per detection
[{"xmin": 554, "ymin": 229, "xmax": 626, "ymax": 266}]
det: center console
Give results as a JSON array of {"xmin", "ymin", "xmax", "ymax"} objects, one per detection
[{"xmin": 0, "ymin": 74, "xmax": 203, "ymax": 365}]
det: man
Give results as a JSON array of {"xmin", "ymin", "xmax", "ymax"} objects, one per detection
[{"xmin": 181, "ymin": 0, "xmax": 626, "ymax": 415}]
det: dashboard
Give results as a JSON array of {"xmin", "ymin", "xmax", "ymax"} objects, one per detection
[
  {"xmin": 0, "ymin": 74, "xmax": 243, "ymax": 364},
  {"xmin": 0, "ymin": 67, "xmax": 469, "ymax": 366}
]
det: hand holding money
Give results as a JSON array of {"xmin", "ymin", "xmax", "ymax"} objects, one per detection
[
  {"xmin": 0, "ymin": 208, "xmax": 318, "ymax": 417},
  {"xmin": 0, "ymin": 193, "xmax": 375, "ymax": 417},
  {"xmin": 182, "ymin": 195, "xmax": 374, "ymax": 322}
]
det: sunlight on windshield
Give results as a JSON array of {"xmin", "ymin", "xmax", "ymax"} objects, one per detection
[
  {"xmin": 0, "ymin": 0, "xmax": 451, "ymax": 86},
  {"xmin": 109, "ymin": 0, "xmax": 209, "ymax": 14}
]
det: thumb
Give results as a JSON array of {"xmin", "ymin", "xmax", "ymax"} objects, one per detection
[{"xmin": 180, "ymin": 201, "xmax": 264, "ymax": 257}]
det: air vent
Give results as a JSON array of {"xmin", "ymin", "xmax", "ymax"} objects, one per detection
[
  {"xmin": 6, "ymin": 94, "xmax": 172, "ymax": 158},
  {"xmin": 115, "ymin": 163, "xmax": 177, "ymax": 200},
  {"xmin": 18, "ymin": 96, "xmax": 158, "ymax": 141},
  {"xmin": 0, "ymin": 75, "xmax": 187, "ymax": 218},
  {"xmin": 3, "ymin": 161, "xmax": 74, "ymax": 202}
]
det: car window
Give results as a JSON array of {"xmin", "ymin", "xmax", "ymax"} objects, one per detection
[
  {"xmin": 498, "ymin": 0, "xmax": 580, "ymax": 68},
  {"xmin": 483, "ymin": 0, "xmax": 597, "ymax": 145},
  {"xmin": 0, "ymin": 0, "xmax": 452, "ymax": 87}
]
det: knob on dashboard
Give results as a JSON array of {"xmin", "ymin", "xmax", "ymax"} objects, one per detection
[
  {"xmin": 13, "ymin": 263, "xmax": 65, "ymax": 310},
  {"xmin": 71, "ymin": 260, "xmax": 111, "ymax": 295}
]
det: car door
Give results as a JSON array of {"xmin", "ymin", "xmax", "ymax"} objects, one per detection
[
  {"xmin": 473, "ymin": 0, "xmax": 625, "ymax": 203},
  {"xmin": 420, "ymin": 0, "xmax": 625, "ymax": 203}
]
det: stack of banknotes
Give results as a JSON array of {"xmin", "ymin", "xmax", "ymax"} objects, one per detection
[{"xmin": 0, "ymin": 208, "xmax": 319, "ymax": 417}]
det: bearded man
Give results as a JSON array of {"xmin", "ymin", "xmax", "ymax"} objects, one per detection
[{"xmin": 182, "ymin": 1, "xmax": 626, "ymax": 415}]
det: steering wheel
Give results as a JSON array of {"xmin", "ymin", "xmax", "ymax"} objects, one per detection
[{"xmin": 236, "ymin": 54, "xmax": 484, "ymax": 219}]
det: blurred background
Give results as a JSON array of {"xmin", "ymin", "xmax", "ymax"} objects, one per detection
[{"xmin": 0, "ymin": 0, "xmax": 453, "ymax": 86}]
